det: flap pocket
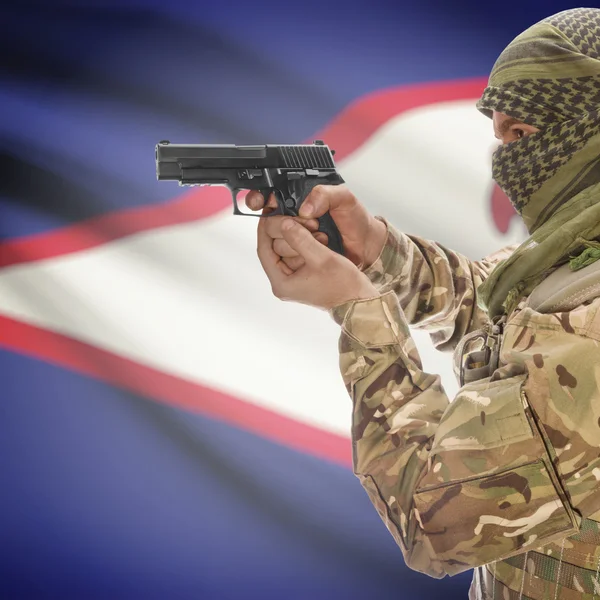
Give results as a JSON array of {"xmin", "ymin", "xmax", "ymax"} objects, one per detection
[
  {"xmin": 431, "ymin": 374, "xmax": 531, "ymax": 454},
  {"xmin": 413, "ymin": 460, "xmax": 578, "ymax": 575}
]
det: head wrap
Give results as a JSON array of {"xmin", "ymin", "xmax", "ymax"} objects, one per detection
[{"xmin": 475, "ymin": 8, "xmax": 600, "ymax": 318}]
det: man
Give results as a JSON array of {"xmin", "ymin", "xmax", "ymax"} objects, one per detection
[{"xmin": 247, "ymin": 8, "xmax": 600, "ymax": 599}]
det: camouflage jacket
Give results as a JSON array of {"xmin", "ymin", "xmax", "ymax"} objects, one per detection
[{"xmin": 330, "ymin": 218, "xmax": 600, "ymax": 579}]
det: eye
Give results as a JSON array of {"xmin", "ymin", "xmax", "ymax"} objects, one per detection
[{"xmin": 512, "ymin": 128, "xmax": 525, "ymax": 139}]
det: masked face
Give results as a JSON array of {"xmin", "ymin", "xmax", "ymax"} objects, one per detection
[
  {"xmin": 477, "ymin": 8, "xmax": 600, "ymax": 233},
  {"xmin": 490, "ymin": 109, "xmax": 600, "ymax": 232},
  {"xmin": 490, "ymin": 111, "xmax": 542, "ymax": 218}
]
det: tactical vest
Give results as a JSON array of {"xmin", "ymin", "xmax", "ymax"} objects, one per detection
[{"xmin": 456, "ymin": 259, "xmax": 600, "ymax": 600}]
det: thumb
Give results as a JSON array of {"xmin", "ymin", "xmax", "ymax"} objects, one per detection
[
  {"xmin": 298, "ymin": 185, "xmax": 338, "ymax": 218},
  {"xmin": 281, "ymin": 219, "xmax": 328, "ymax": 264}
]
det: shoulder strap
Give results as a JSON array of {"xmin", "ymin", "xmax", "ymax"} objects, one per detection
[{"xmin": 527, "ymin": 259, "xmax": 600, "ymax": 313}]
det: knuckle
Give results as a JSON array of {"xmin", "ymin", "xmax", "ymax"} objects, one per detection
[
  {"xmin": 341, "ymin": 185, "xmax": 358, "ymax": 206},
  {"xmin": 310, "ymin": 185, "xmax": 324, "ymax": 203},
  {"xmin": 320, "ymin": 254, "xmax": 336, "ymax": 270},
  {"xmin": 331, "ymin": 183, "xmax": 352, "ymax": 204}
]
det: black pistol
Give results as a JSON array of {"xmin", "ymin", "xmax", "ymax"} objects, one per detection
[{"xmin": 155, "ymin": 140, "xmax": 345, "ymax": 255}]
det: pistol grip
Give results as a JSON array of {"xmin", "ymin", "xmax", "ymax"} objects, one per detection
[
  {"xmin": 315, "ymin": 211, "xmax": 344, "ymax": 255},
  {"xmin": 292, "ymin": 176, "xmax": 345, "ymax": 256}
]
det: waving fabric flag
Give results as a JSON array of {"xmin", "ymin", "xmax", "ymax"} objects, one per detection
[{"xmin": 0, "ymin": 1, "xmax": 582, "ymax": 598}]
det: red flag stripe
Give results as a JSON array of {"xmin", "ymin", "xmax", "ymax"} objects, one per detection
[{"xmin": 0, "ymin": 315, "xmax": 353, "ymax": 466}]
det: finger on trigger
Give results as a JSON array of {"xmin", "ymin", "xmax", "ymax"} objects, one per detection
[
  {"xmin": 267, "ymin": 193, "xmax": 278, "ymax": 209},
  {"xmin": 246, "ymin": 190, "xmax": 264, "ymax": 211}
]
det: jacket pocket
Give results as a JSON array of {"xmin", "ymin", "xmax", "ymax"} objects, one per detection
[
  {"xmin": 413, "ymin": 459, "xmax": 579, "ymax": 575},
  {"xmin": 430, "ymin": 374, "xmax": 532, "ymax": 456},
  {"xmin": 413, "ymin": 374, "xmax": 579, "ymax": 575}
]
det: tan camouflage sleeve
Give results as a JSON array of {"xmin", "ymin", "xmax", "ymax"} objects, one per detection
[
  {"xmin": 330, "ymin": 291, "xmax": 595, "ymax": 578},
  {"xmin": 363, "ymin": 218, "xmax": 518, "ymax": 351}
]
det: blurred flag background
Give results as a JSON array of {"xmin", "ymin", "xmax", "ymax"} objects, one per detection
[{"xmin": 0, "ymin": 1, "xmax": 586, "ymax": 598}]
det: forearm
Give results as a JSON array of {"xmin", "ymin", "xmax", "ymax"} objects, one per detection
[{"xmin": 363, "ymin": 218, "xmax": 515, "ymax": 350}]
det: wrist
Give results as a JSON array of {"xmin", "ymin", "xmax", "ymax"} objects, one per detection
[
  {"xmin": 332, "ymin": 277, "xmax": 379, "ymax": 308},
  {"xmin": 353, "ymin": 280, "xmax": 380, "ymax": 302},
  {"xmin": 328, "ymin": 283, "xmax": 380, "ymax": 324},
  {"xmin": 362, "ymin": 217, "xmax": 388, "ymax": 270}
]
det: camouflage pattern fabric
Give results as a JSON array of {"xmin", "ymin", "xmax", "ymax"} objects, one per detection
[
  {"xmin": 354, "ymin": 217, "xmax": 518, "ymax": 352},
  {"xmin": 329, "ymin": 219, "xmax": 600, "ymax": 598},
  {"xmin": 472, "ymin": 521, "xmax": 600, "ymax": 599},
  {"xmin": 474, "ymin": 8, "xmax": 600, "ymax": 318}
]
